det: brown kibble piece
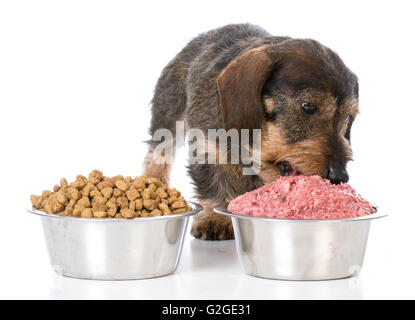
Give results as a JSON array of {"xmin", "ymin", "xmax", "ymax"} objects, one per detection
[
  {"xmin": 129, "ymin": 201, "xmax": 135, "ymax": 211},
  {"xmin": 97, "ymin": 180, "xmax": 115, "ymax": 191},
  {"xmin": 66, "ymin": 187, "xmax": 80, "ymax": 201},
  {"xmin": 126, "ymin": 189, "xmax": 140, "ymax": 201},
  {"xmin": 107, "ymin": 207, "xmax": 117, "ymax": 217},
  {"xmin": 132, "ymin": 179, "xmax": 145, "ymax": 191},
  {"xmin": 53, "ymin": 185, "xmax": 61, "ymax": 192},
  {"xmin": 135, "ymin": 199, "xmax": 143, "ymax": 211},
  {"xmin": 56, "ymin": 191, "xmax": 67, "ymax": 205},
  {"xmin": 101, "ymin": 187, "xmax": 113, "ymax": 199},
  {"xmin": 120, "ymin": 208, "xmax": 135, "ymax": 219},
  {"xmin": 41, "ymin": 190, "xmax": 53, "ymax": 199},
  {"xmin": 94, "ymin": 211, "xmax": 107, "ymax": 218},
  {"xmin": 168, "ymin": 188, "xmax": 180, "ymax": 197},
  {"xmin": 77, "ymin": 196, "xmax": 91, "ymax": 208},
  {"xmin": 171, "ymin": 201, "xmax": 186, "ymax": 209},
  {"xmin": 155, "ymin": 187, "xmax": 168, "ymax": 199},
  {"xmin": 172, "ymin": 208, "xmax": 188, "ymax": 214},
  {"xmin": 30, "ymin": 195, "xmax": 42, "ymax": 209},
  {"xmin": 60, "ymin": 178, "xmax": 68, "ymax": 188},
  {"xmin": 106, "ymin": 199, "xmax": 118, "ymax": 209},
  {"xmin": 158, "ymin": 202, "xmax": 172, "ymax": 215},
  {"xmin": 143, "ymin": 199, "xmax": 156, "ymax": 211},
  {"xmin": 113, "ymin": 188, "xmax": 124, "ymax": 197},
  {"xmin": 81, "ymin": 208, "xmax": 93, "ymax": 218},
  {"xmin": 115, "ymin": 180, "xmax": 128, "ymax": 192},
  {"xmin": 142, "ymin": 189, "xmax": 153, "ymax": 200},
  {"xmin": 92, "ymin": 202, "xmax": 107, "ymax": 213},
  {"xmin": 147, "ymin": 183, "xmax": 157, "ymax": 192},
  {"xmin": 116, "ymin": 197, "xmax": 129, "ymax": 209},
  {"xmin": 93, "ymin": 196, "xmax": 107, "ymax": 206},
  {"xmin": 145, "ymin": 177, "xmax": 160, "ymax": 186},
  {"xmin": 149, "ymin": 209, "xmax": 162, "ymax": 216}
]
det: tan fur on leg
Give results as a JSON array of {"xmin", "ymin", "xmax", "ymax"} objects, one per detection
[
  {"xmin": 143, "ymin": 150, "xmax": 172, "ymax": 186},
  {"xmin": 191, "ymin": 199, "xmax": 234, "ymax": 240}
]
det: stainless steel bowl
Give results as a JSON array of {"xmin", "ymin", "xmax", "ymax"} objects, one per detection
[
  {"xmin": 214, "ymin": 204, "xmax": 386, "ymax": 281},
  {"xmin": 27, "ymin": 202, "xmax": 202, "ymax": 280}
]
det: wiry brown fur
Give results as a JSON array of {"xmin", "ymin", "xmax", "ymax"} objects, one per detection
[{"xmin": 144, "ymin": 24, "xmax": 359, "ymax": 240}]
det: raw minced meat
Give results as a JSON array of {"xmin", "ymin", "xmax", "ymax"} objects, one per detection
[{"xmin": 228, "ymin": 175, "xmax": 376, "ymax": 219}]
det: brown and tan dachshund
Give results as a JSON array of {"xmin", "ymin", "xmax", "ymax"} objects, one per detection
[{"xmin": 144, "ymin": 24, "xmax": 358, "ymax": 240}]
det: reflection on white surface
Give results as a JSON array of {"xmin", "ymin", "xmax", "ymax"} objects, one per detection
[{"xmin": 47, "ymin": 237, "xmax": 364, "ymax": 300}]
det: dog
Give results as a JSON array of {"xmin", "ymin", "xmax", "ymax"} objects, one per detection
[{"xmin": 144, "ymin": 24, "xmax": 358, "ymax": 240}]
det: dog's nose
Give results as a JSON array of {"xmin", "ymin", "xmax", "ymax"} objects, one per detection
[{"xmin": 325, "ymin": 161, "xmax": 349, "ymax": 184}]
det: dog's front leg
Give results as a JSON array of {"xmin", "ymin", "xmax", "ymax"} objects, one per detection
[{"xmin": 190, "ymin": 200, "xmax": 234, "ymax": 240}]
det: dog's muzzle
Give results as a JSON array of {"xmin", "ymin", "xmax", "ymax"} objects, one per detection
[{"xmin": 325, "ymin": 160, "xmax": 349, "ymax": 184}]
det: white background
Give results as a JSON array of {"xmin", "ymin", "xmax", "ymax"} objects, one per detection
[{"xmin": 1, "ymin": 0, "xmax": 414, "ymax": 299}]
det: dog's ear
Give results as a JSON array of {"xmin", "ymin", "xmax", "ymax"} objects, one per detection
[{"xmin": 217, "ymin": 45, "xmax": 276, "ymax": 131}]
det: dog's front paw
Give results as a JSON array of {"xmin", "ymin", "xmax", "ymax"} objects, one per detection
[{"xmin": 191, "ymin": 211, "xmax": 234, "ymax": 240}]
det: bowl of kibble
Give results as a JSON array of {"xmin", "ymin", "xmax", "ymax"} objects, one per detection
[{"xmin": 28, "ymin": 170, "xmax": 202, "ymax": 280}]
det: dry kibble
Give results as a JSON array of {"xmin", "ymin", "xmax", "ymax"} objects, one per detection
[
  {"xmin": 101, "ymin": 187, "xmax": 113, "ymax": 199},
  {"xmin": 113, "ymin": 188, "xmax": 124, "ymax": 197},
  {"xmin": 82, "ymin": 183, "xmax": 95, "ymax": 197},
  {"xmin": 42, "ymin": 190, "xmax": 53, "ymax": 199},
  {"xmin": 143, "ymin": 199, "xmax": 156, "ymax": 211},
  {"xmin": 168, "ymin": 197, "xmax": 177, "ymax": 205},
  {"xmin": 31, "ymin": 171, "xmax": 192, "ymax": 218},
  {"xmin": 97, "ymin": 180, "xmax": 115, "ymax": 191},
  {"xmin": 73, "ymin": 204, "xmax": 84, "ymax": 217},
  {"xmin": 106, "ymin": 199, "xmax": 118, "ymax": 209},
  {"xmin": 66, "ymin": 187, "xmax": 80, "ymax": 201},
  {"xmin": 120, "ymin": 208, "xmax": 135, "ymax": 219},
  {"xmin": 81, "ymin": 208, "xmax": 93, "ymax": 218},
  {"xmin": 158, "ymin": 202, "xmax": 172, "ymax": 215},
  {"xmin": 92, "ymin": 202, "xmax": 107, "ymax": 213},
  {"xmin": 129, "ymin": 201, "xmax": 135, "ymax": 211},
  {"xmin": 155, "ymin": 188, "xmax": 168, "ymax": 199},
  {"xmin": 115, "ymin": 180, "xmax": 128, "ymax": 192},
  {"xmin": 117, "ymin": 197, "xmax": 129, "ymax": 209},
  {"xmin": 132, "ymin": 179, "xmax": 145, "ymax": 191},
  {"xmin": 30, "ymin": 195, "xmax": 42, "ymax": 209},
  {"xmin": 142, "ymin": 189, "xmax": 153, "ymax": 200},
  {"xmin": 147, "ymin": 183, "xmax": 157, "ymax": 192},
  {"xmin": 145, "ymin": 177, "xmax": 160, "ymax": 186},
  {"xmin": 126, "ymin": 189, "xmax": 140, "ymax": 201},
  {"xmin": 93, "ymin": 196, "xmax": 107, "ymax": 206},
  {"xmin": 60, "ymin": 178, "xmax": 68, "ymax": 188},
  {"xmin": 149, "ymin": 209, "xmax": 162, "ymax": 216},
  {"xmin": 171, "ymin": 201, "xmax": 186, "ymax": 209},
  {"xmin": 107, "ymin": 207, "xmax": 117, "ymax": 217},
  {"xmin": 172, "ymin": 208, "xmax": 188, "ymax": 214},
  {"xmin": 77, "ymin": 196, "xmax": 91, "ymax": 208},
  {"xmin": 94, "ymin": 211, "xmax": 107, "ymax": 218},
  {"xmin": 135, "ymin": 199, "xmax": 143, "ymax": 211},
  {"xmin": 56, "ymin": 191, "xmax": 67, "ymax": 205},
  {"xmin": 64, "ymin": 206, "xmax": 74, "ymax": 216}
]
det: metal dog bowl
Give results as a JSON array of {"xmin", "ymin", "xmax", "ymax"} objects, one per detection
[
  {"xmin": 214, "ymin": 204, "xmax": 386, "ymax": 281},
  {"xmin": 27, "ymin": 201, "xmax": 202, "ymax": 280}
]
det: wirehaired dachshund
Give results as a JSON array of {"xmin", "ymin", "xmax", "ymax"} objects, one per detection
[{"xmin": 144, "ymin": 24, "xmax": 358, "ymax": 240}]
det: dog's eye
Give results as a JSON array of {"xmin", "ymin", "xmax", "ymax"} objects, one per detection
[{"xmin": 301, "ymin": 102, "xmax": 318, "ymax": 116}]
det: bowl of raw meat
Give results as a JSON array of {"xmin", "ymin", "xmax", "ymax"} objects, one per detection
[{"xmin": 214, "ymin": 175, "xmax": 386, "ymax": 281}]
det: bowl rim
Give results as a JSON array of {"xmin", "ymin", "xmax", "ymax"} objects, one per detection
[
  {"xmin": 213, "ymin": 203, "xmax": 387, "ymax": 223},
  {"xmin": 27, "ymin": 201, "xmax": 202, "ymax": 222}
]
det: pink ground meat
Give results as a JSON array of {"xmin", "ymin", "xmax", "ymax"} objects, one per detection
[{"xmin": 228, "ymin": 175, "xmax": 376, "ymax": 219}]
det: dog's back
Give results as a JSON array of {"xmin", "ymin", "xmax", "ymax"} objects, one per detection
[{"xmin": 145, "ymin": 24, "xmax": 272, "ymax": 184}]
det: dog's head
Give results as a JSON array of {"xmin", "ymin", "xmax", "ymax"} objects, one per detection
[{"xmin": 217, "ymin": 39, "xmax": 358, "ymax": 184}]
